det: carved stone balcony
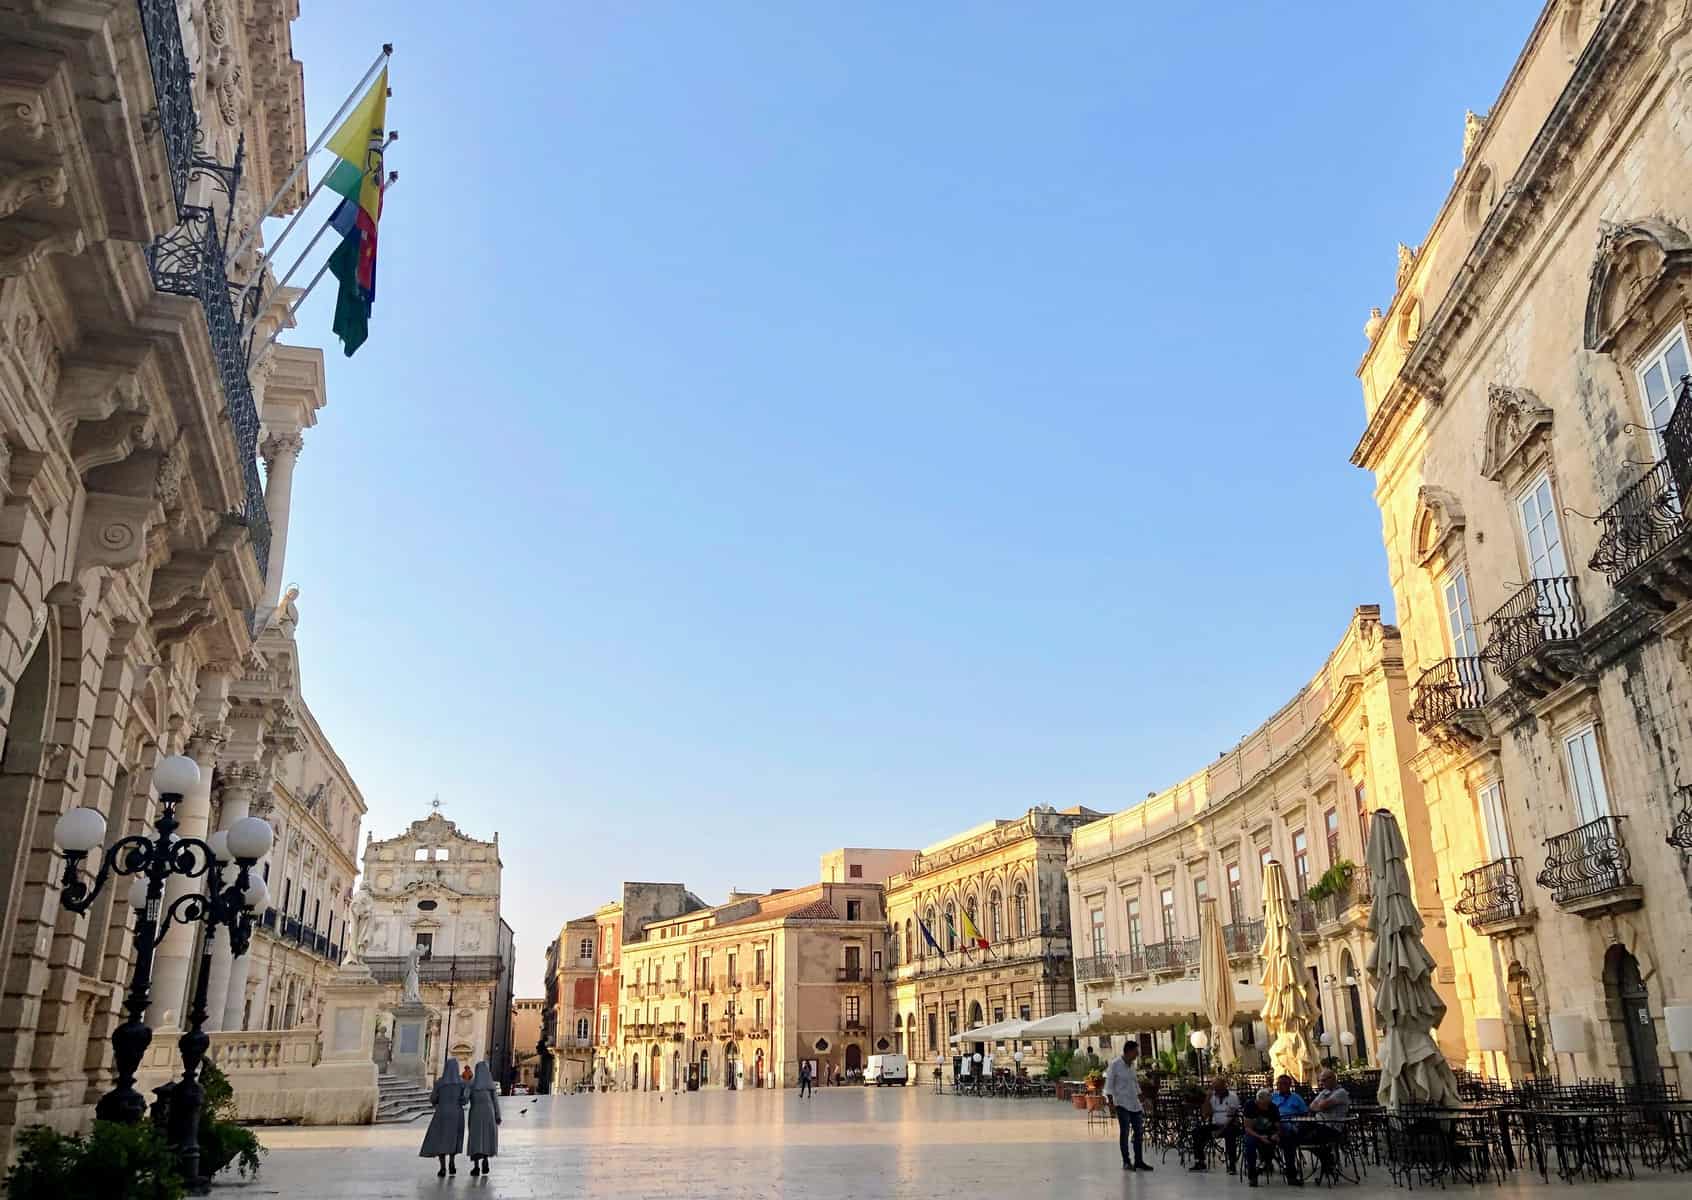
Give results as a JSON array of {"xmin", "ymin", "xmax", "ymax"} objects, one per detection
[
  {"xmin": 1669, "ymin": 784, "xmax": 1692, "ymax": 851},
  {"xmin": 1535, "ymin": 815, "xmax": 1642, "ymax": 916},
  {"xmin": 1589, "ymin": 458, "xmax": 1692, "ymax": 612},
  {"xmin": 1454, "ymin": 857, "xmax": 1534, "ymax": 934},
  {"xmin": 1482, "ymin": 577, "xmax": 1586, "ymax": 697},
  {"xmin": 1408, "ymin": 657, "xmax": 1490, "ymax": 741}
]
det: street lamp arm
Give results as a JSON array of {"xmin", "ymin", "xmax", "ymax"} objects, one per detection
[{"xmin": 58, "ymin": 833, "xmax": 156, "ymax": 914}]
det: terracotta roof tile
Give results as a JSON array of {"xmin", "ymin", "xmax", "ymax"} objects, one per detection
[{"xmin": 787, "ymin": 899, "xmax": 840, "ymax": 920}]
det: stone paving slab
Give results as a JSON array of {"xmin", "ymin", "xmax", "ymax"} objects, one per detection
[{"xmin": 227, "ymin": 1088, "xmax": 1692, "ymax": 1199}]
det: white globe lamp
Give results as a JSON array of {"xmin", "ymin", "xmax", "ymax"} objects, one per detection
[
  {"xmin": 227, "ymin": 815, "xmax": 274, "ymax": 861},
  {"xmin": 54, "ymin": 807, "xmax": 106, "ymax": 855},
  {"xmin": 151, "ymin": 754, "xmax": 200, "ymax": 797}
]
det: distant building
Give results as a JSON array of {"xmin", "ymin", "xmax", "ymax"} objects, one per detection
[
  {"xmin": 819, "ymin": 847, "xmax": 917, "ymax": 885},
  {"xmin": 884, "ymin": 807, "xmax": 1100, "ymax": 1072},
  {"xmin": 541, "ymin": 915, "xmax": 600, "ymax": 1092},
  {"xmin": 510, "ymin": 999, "xmax": 546, "ymax": 1091},
  {"xmin": 619, "ymin": 880, "xmax": 893, "ymax": 1088},
  {"xmin": 584, "ymin": 884, "xmax": 705, "ymax": 1088},
  {"xmin": 357, "ymin": 812, "xmax": 517, "ymax": 1085}
]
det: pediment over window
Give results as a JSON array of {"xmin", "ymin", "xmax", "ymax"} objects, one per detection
[
  {"xmin": 1584, "ymin": 219, "xmax": 1692, "ymax": 354},
  {"xmin": 1412, "ymin": 486, "xmax": 1466, "ymax": 568},
  {"xmin": 1480, "ymin": 384, "xmax": 1553, "ymax": 485}
]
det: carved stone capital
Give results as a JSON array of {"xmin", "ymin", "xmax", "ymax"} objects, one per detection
[{"xmin": 259, "ymin": 432, "xmax": 303, "ymax": 469}]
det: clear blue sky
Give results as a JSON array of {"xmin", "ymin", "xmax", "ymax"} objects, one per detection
[{"xmin": 280, "ymin": 2, "xmax": 1541, "ymax": 993}]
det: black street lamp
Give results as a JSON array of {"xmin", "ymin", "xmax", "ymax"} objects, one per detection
[{"xmin": 53, "ymin": 754, "xmax": 272, "ymax": 1188}]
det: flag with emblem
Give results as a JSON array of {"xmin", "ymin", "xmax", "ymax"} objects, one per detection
[{"xmin": 324, "ymin": 69, "xmax": 389, "ymax": 355}]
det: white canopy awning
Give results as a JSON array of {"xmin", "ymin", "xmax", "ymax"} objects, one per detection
[
  {"xmin": 948, "ymin": 1018, "xmax": 1029, "ymax": 1045},
  {"xmin": 1018, "ymin": 1010, "xmax": 1098, "ymax": 1038},
  {"xmin": 1080, "ymin": 978, "xmax": 1266, "ymax": 1035}
]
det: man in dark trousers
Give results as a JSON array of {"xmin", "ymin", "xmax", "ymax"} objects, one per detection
[
  {"xmin": 798, "ymin": 1061, "xmax": 812, "ymax": 1098},
  {"xmin": 1103, "ymin": 1041, "xmax": 1152, "ymax": 1172}
]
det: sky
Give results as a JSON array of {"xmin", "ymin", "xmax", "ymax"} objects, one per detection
[{"xmin": 278, "ymin": 2, "xmax": 1543, "ymax": 995}]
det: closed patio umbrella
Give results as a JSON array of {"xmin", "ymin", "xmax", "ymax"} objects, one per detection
[
  {"xmin": 1366, "ymin": 808, "xmax": 1460, "ymax": 1110},
  {"xmin": 1259, "ymin": 859, "xmax": 1319, "ymax": 1082},
  {"xmin": 1199, "ymin": 897, "xmax": 1239, "ymax": 1067}
]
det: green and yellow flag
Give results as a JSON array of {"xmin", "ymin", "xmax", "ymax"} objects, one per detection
[{"xmin": 323, "ymin": 70, "xmax": 388, "ymax": 356}]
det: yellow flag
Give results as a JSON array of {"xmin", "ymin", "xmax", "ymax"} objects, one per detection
[{"xmin": 324, "ymin": 69, "xmax": 388, "ymax": 223}]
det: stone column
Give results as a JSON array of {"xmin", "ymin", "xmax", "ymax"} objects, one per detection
[
  {"xmin": 258, "ymin": 431, "xmax": 303, "ymax": 613},
  {"xmin": 146, "ymin": 710, "xmax": 229, "ymax": 1028},
  {"xmin": 202, "ymin": 763, "xmax": 260, "ymax": 1031}
]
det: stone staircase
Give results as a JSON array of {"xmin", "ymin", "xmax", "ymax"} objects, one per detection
[{"xmin": 376, "ymin": 1073, "xmax": 433, "ymax": 1123}]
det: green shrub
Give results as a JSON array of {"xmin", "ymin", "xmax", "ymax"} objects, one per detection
[
  {"xmin": 197, "ymin": 1060, "xmax": 264, "ymax": 1178},
  {"xmin": 1044, "ymin": 1046, "xmax": 1074, "ymax": 1081},
  {"xmin": 5, "ymin": 1122, "xmax": 184, "ymax": 1200}
]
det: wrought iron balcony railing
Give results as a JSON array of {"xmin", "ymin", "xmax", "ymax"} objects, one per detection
[
  {"xmin": 1314, "ymin": 867, "xmax": 1373, "ymax": 927},
  {"xmin": 136, "ymin": 0, "xmax": 197, "ymax": 209},
  {"xmin": 1074, "ymin": 954, "xmax": 1116, "ymax": 982},
  {"xmin": 1588, "ymin": 458, "xmax": 1688, "ymax": 608},
  {"xmin": 1222, "ymin": 919, "xmax": 1264, "ymax": 958},
  {"xmin": 1668, "ymin": 783, "xmax": 1692, "ymax": 851},
  {"xmin": 1535, "ymin": 815, "xmax": 1635, "ymax": 907},
  {"xmin": 363, "ymin": 955, "xmax": 506, "ymax": 983},
  {"xmin": 1141, "ymin": 937, "xmax": 1197, "ymax": 973},
  {"xmin": 1482, "ymin": 577, "xmax": 1584, "ymax": 689},
  {"xmin": 1294, "ymin": 898, "xmax": 1318, "ymax": 937},
  {"xmin": 836, "ymin": 966, "xmax": 865, "ymax": 983},
  {"xmin": 1454, "ymin": 857, "xmax": 1530, "ymax": 930},
  {"xmin": 1408, "ymin": 657, "xmax": 1488, "ymax": 737}
]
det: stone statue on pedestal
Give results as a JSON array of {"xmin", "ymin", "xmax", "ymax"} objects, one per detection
[
  {"xmin": 402, "ymin": 945, "xmax": 423, "ymax": 1004},
  {"xmin": 345, "ymin": 889, "xmax": 373, "ymax": 968}
]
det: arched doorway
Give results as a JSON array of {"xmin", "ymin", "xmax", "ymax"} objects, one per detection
[
  {"xmin": 1604, "ymin": 946, "xmax": 1661, "ymax": 1085},
  {"xmin": 0, "ymin": 633, "xmax": 55, "ymax": 964},
  {"xmin": 724, "ymin": 1042, "xmax": 739, "ymax": 1089},
  {"xmin": 844, "ymin": 1043, "xmax": 863, "ymax": 1076},
  {"xmin": 631, "ymin": 1055, "xmax": 639, "ymax": 1091},
  {"xmin": 672, "ymin": 1050, "xmax": 681, "ymax": 1091},
  {"xmin": 698, "ymin": 1047, "xmax": 710, "ymax": 1087},
  {"xmin": 754, "ymin": 1048, "xmax": 765, "ymax": 1088},
  {"xmin": 1507, "ymin": 962, "xmax": 1548, "ymax": 1077},
  {"xmin": 649, "ymin": 1046, "xmax": 662, "ymax": 1092}
]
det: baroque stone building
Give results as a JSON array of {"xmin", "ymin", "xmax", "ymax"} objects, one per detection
[
  {"xmin": 1351, "ymin": 0, "xmax": 1692, "ymax": 1086},
  {"xmin": 356, "ymin": 812, "xmax": 516, "ymax": 1085},
  {"xmin": 619, "ymin": 878, "xmax": 895, "ymax": 1089},
  {"xmin": 1065, "ymin": 608, "xmax": 1447, "ymax": 1066},
  {"xmin": 0, "ymin": 0, "xmax": 355, "ymax": 1151},
  {"xmin": 539, "ymin": 913, "xmax": 598, "ymax": 1092},
  {"xmin": 884, "ymin": 807, "xmax": 1097, "ymax": 1070},
  {"xmin": 581, "ymin": 883, "xmax": 703, "ymax": 1088}
]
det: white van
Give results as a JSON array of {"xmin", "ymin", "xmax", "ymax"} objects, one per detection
[{"xmin": 865, "ymin": 1053, "xmax": 908, "ymax": 1086}]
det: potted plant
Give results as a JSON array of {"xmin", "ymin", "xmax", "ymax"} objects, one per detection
[{"xmin": 1305, "ymin": 860, "xmax": 1356, "ymax": 903}]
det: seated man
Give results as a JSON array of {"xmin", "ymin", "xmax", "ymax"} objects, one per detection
[
  {"xmin": 1241, "ymin": 1089, "xmax": 1300, "ymax": 1188},
  {"xmin": 1189, "ymin": 1075, "xmax": 1242, "ymax": 1172},
  {"xmin": 1270, "ymin": 1072, "xmax": 1310, "ymax": 1182},
  {"xmin": 1303, "ymin": 1069, "xmax": 1351, "ymax": 1174}
]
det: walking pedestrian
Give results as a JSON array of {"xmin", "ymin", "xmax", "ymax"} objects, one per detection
[
  {"xmin": 467, "ymin": 1060, "xmax": 502, "ymax": 1176},
  {"xmin": 799, "ymin": 1060, "xmax": 812, "ymax": 1097},
  {"xmin": 419, "ymin": 1057, "xmax": 468, "ymax": 1177},
  {"xmin": 1104, "ymin": 1041, "xmax": 1152, "ymax": 1172}
]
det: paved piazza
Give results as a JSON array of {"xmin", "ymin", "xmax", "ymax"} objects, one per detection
[{"xmin": 243, "ymin": 1090, "xmax": 1690, "ymax": 1199}]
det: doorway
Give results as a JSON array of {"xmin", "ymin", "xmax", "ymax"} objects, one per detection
[
  {"xmin": 631, "ymin": 1056, "xmax": 639, "ymax": 1091},
  {"xmin": 844, "ymin": 1043, "xmax": 862, "ymax": 1076},
  {"xmin": 725, "ymin": 1043, "xmax": 739, "ymax": 1089},
  {"xmin": 1604, "ymin": 946, "xmax": 1662, "ymax": 1086},
  {"xmin": 649, "ymin": 1047, "xmax": 661, "ymax": 1092},
  {"xmin": 1341, "ymin": 950, "xmax": 1366, "ymax": 1065},
  {"xmin": 1508, "ymin": 962, "xmax": 1548, "ymax": 1077}
]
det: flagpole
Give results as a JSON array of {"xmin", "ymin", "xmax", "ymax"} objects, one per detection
[
  {"xmin": 251, "ymin": 174, "xmax": 398, "ymax": 361},
  {"xmin": 226, "ymin": 43, "xmax": 392, "ymax": 271}
]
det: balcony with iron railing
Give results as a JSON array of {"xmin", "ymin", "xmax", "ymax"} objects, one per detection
[
  {"xmin": 1535, "ymin": 815, "xmax": 1642, "ymax": 916},
  {"xmin": 843, "ymin": 1018, "xmax": 866, "ymax": 1032},
  {"xmin": 1314, "ymin": 867, "xmax": 1373, "ymax": 930},
  {"xmin": 1141, "ymin": 937, "xmax": 1198, "ymax": 974},
  {"xmin": 1294, "ymin": 899, "xmax": 1319, "ymax": 939},
  {"xmin": 1669, "ymin": 784, "xmax": 1692, "ymax": 851},
  {"xmin": 135, "ymin": 0, "xmax": 272, "ymax": 583},
  {"xmin": 364, "ymin": 955, "xmax": 505, "ymax": 983},
  {"xmin": 1074, "ymin": 954, "xmax": 1117, "ymax": 982},
  {"xmin": 1482, "ymin": 577, "xmax": 1586, "ymax": 697},
  {"xmin": 1454, "ymin": 857, "xmax": 1533, "ymax": 934},
  {"xmin": 1222, "ymin": 919, "xmax": 1264, "ymax": 960},
  {"xmin": 1589, "ymin": 378, "xmax": 1692, "ymax": 611},
  {"xmin": 836, "ymin": 966, "xmax": 867, "ymax": 983},
  {"xmin": 1407, "ymin": 656, "xmax": 1489, "ymax": 741}
]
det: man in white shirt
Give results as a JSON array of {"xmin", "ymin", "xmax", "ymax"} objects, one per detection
[
  {"xmin": 1103, "ymin": 1041, "xmax": 1152, "ymax": 1171},
  {"xmin": 1190, "ymin": 1075, "xmax": 1243, "ymax": 1172}
]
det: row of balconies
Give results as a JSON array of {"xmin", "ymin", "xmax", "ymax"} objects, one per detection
[
  {"xmin": 1074, "ymin": 911, "xmax": 1330, "ymax": 986},
  {"xmin": 627, "ymin": 973, "xmax": 773, "ymax": 997},
  {"xmin": 1410, "ymin": 380, "xmax": 1692, "ymax": 933},
  {"xmin": 258, "ymin": 909, "xmax": 342, "ymax": 963}
]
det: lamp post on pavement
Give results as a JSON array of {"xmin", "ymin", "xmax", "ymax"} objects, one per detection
[{"xmin": 52, "ymin": 754, "xmax": 271, "ymax": 1186}]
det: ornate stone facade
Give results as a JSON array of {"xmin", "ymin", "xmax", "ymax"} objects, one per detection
[
  {"xmin": 540, "ymin": 914, "xmax": 600, "ymax": 1092},
  {"xmin": 357, "ymin": 813, "xmax": 516, "ymax": 1086},
  {"xmin": 884, "ymin": 807, "xmax": 1098, "ymax": 1072},
  {"xmin": 1065, "ymin": 608, "xmax": 1447, "ymax": 1066},
  {"xmin": 1352, "ymin": 0, "xmax": 1692, "ymax": 1085},
  {"xmin": 0, "ymin": 0, "xmax": 342, "ymax": 1152}
]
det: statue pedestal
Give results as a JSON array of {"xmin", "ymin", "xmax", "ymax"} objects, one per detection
[{"xmin": 388, "ymin": 1000, "xmax": 434, "ymax": 1090}]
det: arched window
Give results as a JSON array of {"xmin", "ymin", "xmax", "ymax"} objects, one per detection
[
  {"xmin": 965, "ymin": 893, "xmax": 978, "ymax": 929},
  {"xmin": 944, "ymin": 902, "xmax": 957, "ymax": 952},
  {"xmin": 989, "ymin": 889, "xmax": 1002, "ymax": 942},
  {"xmin": 904, "ymin": 919, "xmax": 913, "ymax": 963},
  {"xmin": 1014, "ymin": 882, "xmax": 1029, "ymax": 938},
  {"xmin": 923, "ymin": 908, "xmax": 936, "ymax": 958}
]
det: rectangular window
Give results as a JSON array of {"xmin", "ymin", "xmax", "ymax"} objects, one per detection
[
  {"xmin": 699, "ymin": 955, "xmax": 710, "ymax": 987},
  {"xmin": 1325, "ymin": 807, "xmax": 1340, "ymax": 865},
  {"xmin": 755, "ymin": 948, "xmax": 766, "ymax": 983},
  {"xmin": 927, "ymin": 1012, "xmax": 938, "ymax": 1054},
  {"xmin": 725, "ymin": 998, "xmax": 735, "ymax": 1022},
  {"xmin": 1293, "ymin": 830, "xmax": 1310, "ymax": 894},
  {"xmin": 844, "ymin": 995, "xmax": 861, "ymax": 1024},
  {"xmin": 1636, "ymin": 325, "xmax": 1690, "ymax": 453},
  {"xmin": 415, "ymin": 932, "xmax": 433, "ymax": 957},
  {"xmin": 1159, "ymin": 886, "xmax": 1176, "ymax": 942},
  {"xmin": 1125, "ymin": 899, "xmax": 1142, "ymax": 950},
  {"xmin": 846, "ymin": 899, "xmax": 862, "ymax": 921},
  {"xmin": 1356, "ymin": 784, "xmax": 1369, "ymax": 852},
  {"xmin": 849, "ymin": 864, "xmax": 863, "ymax": 878},
  {"xmin": 1518, "ymin": 471, "xmax": 1568, "ymax": 579},
  {"xmin": 1478, "ymin": 781, "xmax": 1511, "ymax": 859},
  {"xmin": 1259, "ymin": 845, "xmax": 1273, "ymax": 879},
  {"xmin": 1193, "ymin": 876, "xmax": 1208, "ymax": 917},
  {"xmin": 1563, "ymin": 724, "xmax": 1612, "ymax": 823},
  {"xmin": 755, "ymin": 997, "xmax": 765, "ymax": 1027},
  {"xmin": 1089, "ymin": 907, "xmax": 1106, "ymax": 956},
  {"xmin": 726, "ymin": 952, "xmax": 737, "ymax": 983},
  {"xmin": 1226, "ymin": 863, "xmax": 1242, "ymax": 922},
  {"xmin": 872, "ymin": 949, "xmax": 882, "ymax": 972},
  {"xmin": 579, "ymin": 937, "xmax": 593, "ymax": 961},
  {"xmin": 1442, "ymin": 568, "xmax": 1479, "ymax": 658},
  {"xmin": 700, "ymin": 1002, "xmax": 709, "ymax": 1025},
  {"xmin": 599, "ymin": 1010, "xmax": 609, "ymax": 1039},
  {"xmin": 1018, "ymin": 1003, "xmax": 1031, "ymax": 1022}
]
